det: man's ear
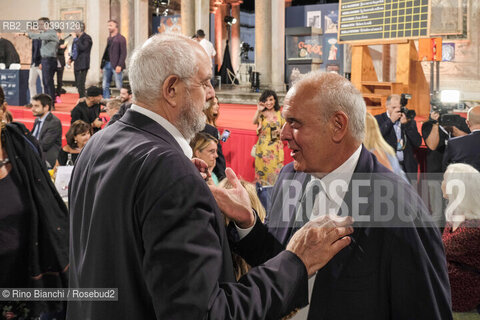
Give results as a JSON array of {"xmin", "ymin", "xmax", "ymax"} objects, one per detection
[
  {"xmin": 330, "ymin": 111, "xmax": 349, "ymax": 143},
  {"xmin": 162, "ymin": 75, "xmax": 180, "ymax": 107}
]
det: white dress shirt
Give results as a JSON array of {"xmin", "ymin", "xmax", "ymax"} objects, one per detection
[
  {"xmin": 291, "ymin": 145, "xmax": 362, "ymax": 320},
  {"xmin": 199, "ymin": 38, "xmax": 216, "ymax": 58}
]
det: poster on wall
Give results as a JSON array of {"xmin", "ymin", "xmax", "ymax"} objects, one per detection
[
  {"xmin": 323, "ymin": 36, "xmax": 342, "ymax": 74},
  {"xmin": 306, "ymin": 11, "xmax": 322, "ymax": 29},
  {"xmin": 153, "ymin": 15, "xmax": 182, "ymax": 34},
  {"xmin": 324, "ymin": 10, "xmax": 338, "ymax": 34}
]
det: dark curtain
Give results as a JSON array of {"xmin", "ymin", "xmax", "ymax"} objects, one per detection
[{"xmin": 219, "ymin": 40, "xmax": 239, "ymax": 85}]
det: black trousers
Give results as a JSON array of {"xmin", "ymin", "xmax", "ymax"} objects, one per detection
[
  {"xmin": 55, "ymin": 66, "xmax": 64, "ymax": 97},
  {"xmin": 74, "ymin": 69, "xmax": 88, "ymax": 98},
  {"xmin": 41, "ymin": 57, "xmax": 57, "ymax": 105}
]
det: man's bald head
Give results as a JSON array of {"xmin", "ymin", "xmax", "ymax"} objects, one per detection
[{"xmin": 467, "ymin": 106, "xmax": 480, "ymax": 130}]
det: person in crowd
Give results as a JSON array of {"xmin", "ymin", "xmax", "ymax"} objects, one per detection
[
  {"xmin": 67, "ymin": 33, "xmax": 353, "ymax": 320},
  {"xmin": 0, "ymin": 37, "xmax": 20, "ymax": 69},
  {"xmin": 375, "ymin": 94, "xmax": 423, "ymax": 179},
  {"xmin": 119, "ymin": 85, "xmax": 132, "ymax": 104},
  {"xmin": 54, "ymin": 120, "xmax": 91, "ymax": 169},
  {"xmin": 201, "ymin": 95, "xmax": 226, "ymax": 180},
  {"xmin": 191, "ymin": 132, "xmax": 219, "ymax": 185},
  {"xmin": 31, "ymin": 93, "xmax": 62, "ymax": 169},
  {"xmin": 442, "ymin": 163, "xmax": 480, "ymax": 317},
  {"xmin": 28, "ymin": 38, "xmax": 43, "ymax": 99},
  {"xmin": 422, "ymin": 108, "xmax": 468, "ymax": 227},
  {"xmin": 252, "ymin": 89, "xmax": 285, "ymax": 186},
  {"xmin": 213, "ymin": 71, "xmax": 453, "ymax": 319},
  {"xmin": 70, "ymin": 86, "xmax": 103, "ymax": 133},
  {"xmin": 443, "ymin": 106, "xmax": 480, "ymax": 172},
  {"xmin": 25, "ymin": 17, "xmax": 59, "ymax": 109},
  {"xmin": 54, "ymin": 29, "xmax": 67, "ymax": 103},
  {"xmin": 218, "ymin": 178, "xmax": 266, "ymax": 280},
  {"xmin": 101, "ymin": 20, "xmax": 127, "ymax": 98},
  {"xmin": 364, "ymin": 112, "xmax": 407, "ymax": 181},
  {"xmin": 195, "ymin": 29, "xmax": 216, "ymax": 60},
  {"xmin": 104, "ymin": 99, "xmax": 121, "ymax": 119},
  {"xmin": 0, "ymin": 86, "xmax": 69, "ymax": 319},
  {"xmin": 69, "ymin": 22, "xmax": 92, "ymax": 98},
  {"xmin": 1, "ymin": 96, "xmax": 13, "ymax": 123}
]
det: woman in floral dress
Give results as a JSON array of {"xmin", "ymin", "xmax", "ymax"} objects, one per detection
[{"xmin": 252, "ymin": 89, "xmax": 285, "ymax": 186}]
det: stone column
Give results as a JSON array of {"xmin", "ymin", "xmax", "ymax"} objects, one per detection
[
  {"xmin": 255, "ymin": 0, "xmax": 272, "ymax": 88},
  {"xmin": 195, "ymin": 0, "xmax": 210, "ymax": 37},
  {"xmin": 271, "ymin": 0, "xmax": 285, "ymax": 92},
  {"xmin": 230, "ymin": 3, "xmax": 241, "ymax": 73},
  {"xmin": 214, "ymin": 4, "xmax": 228, "ymax": 73},
  {"xmin": 134, "ymin": 0, "xmax": 149, "ymax": 50},
  {"xmin": 181, "ymin": 0, "xmax": 195, "ymax": 37},
  {"xmin": 120, "ymin": 0, "xmax": 135, "ymax": 66},
  {"xmin": 86, "ymin": 0, "xmax": 110, "ymax": 86}
]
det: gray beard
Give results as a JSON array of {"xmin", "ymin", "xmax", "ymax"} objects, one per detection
[{"xmin": 176, "ymin": 96, "xmax": 206, "ymax": 141}]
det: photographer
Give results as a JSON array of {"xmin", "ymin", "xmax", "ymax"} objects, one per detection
[
  {"xmin": 375, "ymin": 94, "xmax": 423, "ymax": 177},
  {"xmin": 422, "ymin": 108, "xmax": 468, "ymax": 173}
]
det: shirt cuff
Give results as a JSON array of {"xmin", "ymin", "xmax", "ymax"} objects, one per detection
[{"xmin": 235, "ymin": 212, "xmax": 257, "ymax": 240}]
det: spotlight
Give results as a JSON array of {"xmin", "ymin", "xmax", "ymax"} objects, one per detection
[{"xmin": 224, "ymin": 16, "xmax": 237, "ymax": 26}]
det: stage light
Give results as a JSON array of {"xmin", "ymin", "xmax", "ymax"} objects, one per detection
[
  {"xmin": 440, "ymin": 90, "xmax": 460, "ymax": 104},
  {"xmin": 224, "ymin": 16, "xmax": 237, "ymax": 26}
]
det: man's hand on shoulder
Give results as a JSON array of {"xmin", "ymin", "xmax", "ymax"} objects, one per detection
[{"xmin": 286, "ymin": 215, "xmax": 353, "ymax": 276}]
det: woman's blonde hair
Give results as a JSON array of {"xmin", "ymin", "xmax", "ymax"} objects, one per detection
[
  {"xmin": 444, "ymin": 163, "xmax": 480, "ymax": 223},
  {"xmin": 203, "ymin": 96, "xmax": 219, "ymax": 127},
  {"xmin": 364, "ymin": 112, "xmax": 395, "ymax": 156},
  {"xmin": 190, "ymin": 132, "xmax": 218, "ymax": 156},
  {"xmin": 217, "ymin": 178, "xmax": 266, "ymax": 279}
]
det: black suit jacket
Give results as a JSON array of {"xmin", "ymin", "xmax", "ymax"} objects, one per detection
[
  {"xmin": 67, "ymin": 109, "xmax": 308, "ymax": 319},
  {"xmin": 375, "ymin": 112, "xmax": 422, "ymax": 173},
  {"xmin": 239, "ymin": 147, "xmax": 452, "ymax": 319},
  {"xmin": 443, "ymin": 130, "xmax": 480, "ymax": 171},
  {"xmin": 73, "ymin": 32, "xmax": 92, "ymax": 71},
  {"xmin": 32, "ymin": 112, "xmax": 62, "ymax": 168}
]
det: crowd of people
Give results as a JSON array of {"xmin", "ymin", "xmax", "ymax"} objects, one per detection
[{"xmin": 0, "ymin": 20, "xmax": 479, "ymax": 320}]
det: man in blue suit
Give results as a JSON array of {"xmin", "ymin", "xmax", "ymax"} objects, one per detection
[
  {"xmin": 216, "ymin": 72, "xmax": 452, "ymax": 319},
  {"xmin": 443, "ymin": 105, "xmax": 480, "ymax": 171}
]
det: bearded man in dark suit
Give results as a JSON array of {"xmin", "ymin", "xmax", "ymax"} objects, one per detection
[{"xmin": 67, "ymin": 33, "xmax": 353, "ymax": 320}]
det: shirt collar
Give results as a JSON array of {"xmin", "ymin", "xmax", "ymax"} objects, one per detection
[
  {"xmin": 130, "ymin": 104, "xmax": 193, "ymax": 158},
  {"xmin": 38, "ymin": 111, "xmax": 49, "ymax": 122},
  {"xmin": 310, "ymin": 145, "xmax": 362, "ymax": 201}
]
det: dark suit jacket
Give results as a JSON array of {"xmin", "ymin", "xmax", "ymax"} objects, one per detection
[
  {"xmin": 375, "ymin": 112, "xmax": 422, "ymax": 173},
  {"xmin": 443, "ymin": 130, "xmax": 480, "ymax": 172},
  {"xmin": 31, "ymin": 38, "xmax": 42, "ymax": 66},
  {"xmin": 73, "ymin": 32, "xmax": 92, "ymax": 71},
  {"xmin": 67, "ymin": 109, "xmax": 308, "ymax": 320},
  {"xmin": 32, "ymin": 112, "xmax": 62, "ymax": 168},
  {"xmin": 239, "ymin": 147, "xmax": 452, "ymax": 319},
  {"xmin": 102, "ymin": 33, "xmax": 127, "ymax": 70}
]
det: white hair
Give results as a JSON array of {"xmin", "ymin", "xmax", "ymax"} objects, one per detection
[
  {"xmin": 128, "ymin": 33, "xmax": 199, "ymax": 106},
  {"xmin": 293, "ymin": 71, "xmax": 366, "ymax": 141},
  {"xmin": 444, "ymin": 163, "xmax": 480, "ymax": 223}
]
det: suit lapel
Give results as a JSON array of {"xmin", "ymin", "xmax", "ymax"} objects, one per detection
[{"xmin": 119, "ymin": 109, "xmax": 185, "ymax": 156}]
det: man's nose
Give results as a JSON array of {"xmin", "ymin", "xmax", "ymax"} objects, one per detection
[
  {"xmin": 280, "ymin": 122, "xmax": 290, "ymax": 141},
  {"xmin": 205, "ymin": 81, "xmax": 215, "ymax": 102}
]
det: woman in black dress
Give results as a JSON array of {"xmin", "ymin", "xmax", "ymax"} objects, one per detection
[{"xmin": 55, "ymin": 120, "xmax": 91, "ymax": 168}]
